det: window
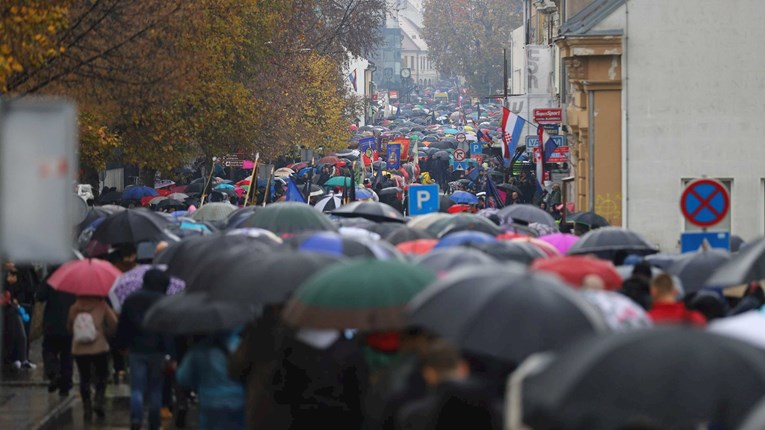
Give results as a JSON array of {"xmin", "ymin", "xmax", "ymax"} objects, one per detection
[
  {"xmin": 681, "ymin": 178, "xmax": 732, "ymax": 232},
  {"xmin": 411, "ymin": 56, "xmax": 415, "ymax": 70}
]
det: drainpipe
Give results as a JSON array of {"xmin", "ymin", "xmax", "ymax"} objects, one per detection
[{"xmin": 588, "ymin": 90, "xmax": 595, "ymax": 211}]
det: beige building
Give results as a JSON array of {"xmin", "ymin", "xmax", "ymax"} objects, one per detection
[
  {"xmin": 399, "ymin": 12, "xmax": 438, "ymax": 88},
  {"xmin": 555, "ymin": 0, "xmax": 624, "ymax": 225}
]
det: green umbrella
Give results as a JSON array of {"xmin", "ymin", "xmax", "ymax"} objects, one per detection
[
  {"xmin": 282, "ymin": 259, "xmax": 436, "ymax": 331},
  {"xmin": 190, "ymin": 202, "xmax": 238, "ymax": 222},
  {"xmin": 324, "ymin": 176, "xmax": 352, "ymax": 187},
  {"xmin": 239, "ymin": 202, "xmax": 337, "ymax": 236}
]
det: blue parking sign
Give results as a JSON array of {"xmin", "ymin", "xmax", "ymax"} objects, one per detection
[
  {"xmin": 408, "ymin": 184, "xmax": 439, "ymax": 215},
  {"xmin": 470, "ymin": 142, "xmax": 482, "ymax": 155}
]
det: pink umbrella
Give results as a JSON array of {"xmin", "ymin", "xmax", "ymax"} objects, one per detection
[
  {"xmin": 539, "ymin": 233, "xmax": 580, "ymax": 254},
  {"xmin": 48, "ymin": 259, "xmax": 122, "ymax": 297}
]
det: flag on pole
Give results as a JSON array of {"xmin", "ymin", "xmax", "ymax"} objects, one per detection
[
  {"xmin": 348, "ymin": 69, "xmax": 357, "ymax": 92},
  {"xmin": 535, "ymin": 125, "xmax": 558, "ymax": 189},
  {"xmin": 500, "ymin": 107, "xmax": 526, "ymax": 162},
  {"xmin": 285, "ymin": 176, "xmax": 306, "ymax": 203}
]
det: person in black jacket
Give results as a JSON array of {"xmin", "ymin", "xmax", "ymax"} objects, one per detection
[
  {"xmin": 115, "ymin": 269, "xmax": 172, "ymax": 430},
  {"xmin": 36, "ymin": 274, "xmax": 76, "ymax": 396}
]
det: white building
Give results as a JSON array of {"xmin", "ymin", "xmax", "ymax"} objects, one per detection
[
  {"xmin": 345, "ymin": 56, "xmax": 370, "ymax": 126},
  {"xmin": 559, "ymin": 0, "xmax": 765, "ymax": 251}
]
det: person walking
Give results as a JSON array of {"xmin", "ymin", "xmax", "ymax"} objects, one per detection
[
  {"xmin": 115, "ymin": 269, "xmax": 173, "ymax": 430},
  {"xmin": 67, "ymin": 293, "xmax": 118, "ymax": 419},
  {"xmin": 176, "ymin": 332, "xmax": 246, "ymax": 430},
  {"xmin": 647, "ymin": 274, "xmax": 706, "ymax": 326},
  {"xmin": 36, "ymin": 275, "xmax": 76, "ymax": 396}
]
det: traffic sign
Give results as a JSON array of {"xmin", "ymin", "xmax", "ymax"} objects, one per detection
[
  {"xmin": 471, "ymin": 154, "xmax": 484, "ymax": 165},
  {"xmin": 469, "ymin": 142, "xmax": 482, "ymax": 155},
  {"xmin": 453, "ymin": 149, "xmax": 466, "ymax": 161},
  {"xmin": 455, "ymin": 133, "xmax": 466, "ymax": 143},
  {"xmin": 533, "ymin": 108, "xmax": 562, "ymax": 124},
  {"xmin": 457, "ymin": 126, "xmax": 465, "ymax": 132},
  {"xmin": 525, "ymin": 135, "xmax": 564, "ymax": 149},
  {"xmin": 681, "ymin": 231, "xmax": 730, "ymax": 253},
  {"xmin": 222, "ymin": 154, "xmax": 244, "ymax": 167},
  {"xmin": 408, "ymin": 184, "xmax": 439, "ymax": 215},
  {"xmin": 453, "ymin": 161, "xmax": 468, "ymax": 171},
  {"xmin": 680, "ymin": 178, "xmax": 730, "ymax": 228}
]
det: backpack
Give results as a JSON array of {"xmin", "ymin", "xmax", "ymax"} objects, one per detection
[{"xmin": 73, "ymin": 312, "xmax": 98, "ymax": 344}]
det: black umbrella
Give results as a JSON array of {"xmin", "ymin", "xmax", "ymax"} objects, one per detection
[
  {"xmin": 378, "ymin": 187, "xmax": 403, "ymax": 196},
  {"xmin": 426, "ymin": 214, "xmax": 502, "ymax": 238},
  {"xmin": 497, "ymin": 183, "xmax": 521, "ymax": 195},
  {"xmin": 184, "ymin": 182, "xmax": 205, "ymax": 194},
  {"xmin": 439, "ymin": 195, "xmax": 456, "ymax": 213},
  {"xmin": 91, "ymin": 208, "xmax": 169, "ymax": 244},
  {"xmin": 429, "ymin": 141, "xmax": 454, "ymax": 150},
  {"xmin": 706, "ymin": 237, "xmax": 765, "ymax": 287},
  {"xmin": 569, "ymin": 211, "xmax": 610, "ymax": 228},
  {"xmin": 143, "ymin": 292, "xmax": 259, "ymax": 335},
  {"xmin": 473, "ymin": 241, "xmax": 547, "ymax": 265},
  {"xmin": 156, "ymin": 198, "xmax": 185, "ymax": 210},
  {"xmin": 155, "ymin": 234, "xmax": 273, "ymax": 283},
  {"xmin": 498, "ymin": 204, "xmax": 556, "ymax": 227},
  {"xmin": 567, "ymin": 227, "xmax": 659, "ymax": 260},
  {"xmin": 207, "ymin": 251, "xmax": 344, "ymax": 305},
  {"xmin": 517, "ymin": 329, "xmax": 765, "ymax": 430},
  {"xmin": 224, "ymin": 206, "xmax": 259, "ymax": 230},
  {"xmin": 331, "ymin": 201, "xmax": 406, "ymax": 223},
  {"xmin": 667, "ymin": 249, "xmax": 731, "ymax": 292},
  {"xmin": 414, "ymin": 247, "xmax": 497, "ymax": 275},
  {"xmin": 433, "ymin": 150, "xmax": 451, "ymax": 160},
  {"xmin": 385, "ymin": 226, "xmax": 436, "ymax": 245},
  {"xmin": 407, "ymin": 267, "xmax": 606, "ymax": 364}
]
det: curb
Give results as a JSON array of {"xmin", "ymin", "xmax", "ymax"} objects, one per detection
[{"xmin": 29, "ymin": 394, "xmax": 76, "ymax": 430}]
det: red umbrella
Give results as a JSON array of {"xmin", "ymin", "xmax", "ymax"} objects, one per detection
[
  {"xmin": 48, "ymin": 259, "xmax": 122, "ymax": 297},
  {"xmin": 496, "ymin": 232, "xmax": 528, "ymax": 241},
  {"xmin": 396, "ymin": 239, "xmax": 438, "ymax": 255},
  {"xmin": 510, "ymin": 237, "xmax": 561, "ymax": 257},
  {"xmin": 531, "ymin": 256, "xmax": 623, "ymax": 291}
]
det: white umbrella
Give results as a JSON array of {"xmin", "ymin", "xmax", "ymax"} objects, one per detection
[
  {"xmin": 314, "ymin": 195, "xmax": 343, "ymax": 213},
  {"xmin": 708, "ymin": 311, "xmax": 765, "ymax": 350},
  {"xmin": 167, "ymin": 193, "xmax": 189, "ymax": 201},
  {"xmin": 274, "ymin": 167, "xmax": 295, "ymax": 178}
]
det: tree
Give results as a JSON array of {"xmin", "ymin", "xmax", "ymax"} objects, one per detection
[{"xmin": 422, "ymin": 0, "xmax": 522, "ymax": 94}]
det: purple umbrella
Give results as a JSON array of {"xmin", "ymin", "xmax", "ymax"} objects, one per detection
[
  {"xmin": 539, "ymin": 233, "xmax": 580, "ymax": 254},
  {"xmin": 108, "ymin": 264, "xmax": 185, "ymax": 313}
]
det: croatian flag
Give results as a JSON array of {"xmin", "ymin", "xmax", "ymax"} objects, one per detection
[{"xmin": 500, "ymin": 107, "xmax": 526, "ymax": 162}]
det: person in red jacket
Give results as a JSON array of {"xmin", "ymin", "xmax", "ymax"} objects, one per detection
[{"xmin": 648, "ymin": 273, "xmax": 706, "ymax": 326}]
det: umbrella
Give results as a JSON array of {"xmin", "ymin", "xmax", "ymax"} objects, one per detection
[
  {"xmin": 498, "ymin": 204, "xmax": 556, "ymax": 227},
  {"xmin": 439, "ymin": 195, "xmax": 456, "ymax": 213},
  {"xmin": 706, "ymin": 237, "xmax": 765, "ymax": 287},
  {"xmin": 538, "ymin": 233, "xmax": 579, "ymax": 254},
  {"xmin": 156, "ymin": 198, "xmax": 185, "ymax": 211},
  {"xmin": 286, "ymin": 232, "xmax": 403, "ymax": 261},
  {"xmin": 148, "ymin": 196, "xmax": 168, "ymax": 206},
  {"xmin": 274, "ymin": 167, "xmax": 295, "ymax": 178},
  {"xmin": 531, "ymin": 256, "xmax": 623, "ymax": 291},
  {"xmin": 282, "ymin": 260, "xmax": 436, "ymax": 331},
  {"xmin": 98, "ymin": 190, "xmax": 123, "ymax": 204},
  {"xmin": 396, "ymin": 239, "xmax": 439, "ymax": 256},
  {"xmin": 143, "ymin": 292, "xmax": 259, "ymax": 335},
  {"xmin": 497, "ymin": 183, "xmax": 522, "ymax": 195},
  {"xmin": 331, "ymin": 201, "xmax": 406, "ymax": 223},
  {"xmin": 414, "ymin": 247, "xmax": 497, "ymax": 276},
  {"xmin": 314, "ymin": 195, "xmax": 343, "ymax": 213},
  {"xmin": 224, "ymin": 206, "xmax": 259, "ymax": 230},
  {"xmin": 107, "ymin": 264, "xmax": 185, "ymax": 313},
  {"xmin": 318, "ymin": 156, "xmax": 342, "ymax": 164},
  {"xmin": 240, "ymin": 202, "xmax": 337, "ymax": 236},
  {"xmin": 48, "ymin": 258, "xmax": 122, "ymax": 297},
  {"xmin": 515, "ymin": 329, "xmax": 765, "ymax": 430},
  {"xmin": 434, "ymin": 231, "xmax": 497, "ymax": 249},
  {"xmin": 384, "ymin": 226, "xmax": 436, "ymax": 245},
  {"xmin": 510, "ymin": 237, "xmax": 562, "ymax": 257},
  {"xmin": 432, "ymin": 150, "xmax": 450, "ymax": 160},
  {"xmin": 407, "ymin": 213, "xmax": 450, "ymax": 231},
  {"xmin": 666, "ymin": 249, "xmax": 731, "ymax": 293},
  {"xmin": 225, "ymin": 227, "xmax": 283, "ymax": 244},
  {"xmin": 578, "ymin": 289, "xmax": 652, "ymax": 331},
  {"xmin": 569, "ymin": 210, "xmax": 610, "ymax": 228},
  {"xmin": 426, "ymin": 214, "xmax": 503, "ymax": 238},
  {"xmin": 213, "ymin": 183, "xmax": 235, "ymax": 191},
  {"xmin": 92, "ymin": 208, "xmax": 168, "ymax": 244},
  {"xmin": 167, "ymin": 192, "xmax": 189, "ymax": 201},
  {"xmin": 708, "ymin": 310, "xmax": 765, "ymax": 350},
  {"xmin": 473, "ymin": 241, "xmax": 547, "ymax": 265},
  {"xmin": 323, "ymin": 176, "xmax": 352, "ymax": 187},
  {"xmin": 189, "ymin": 202, "xmax": 237, "ymax": 222},
  {"xmin": 449, "ymin": 191, "xmax": 479, "ymax": 204},
  {"xmin": 122, "ymin": 185, "xmax": 158, "ymax": 201},
  {"xmin": 407, "ymin": 267, "xmax": 607, "ymax": 364},
  {"xmin": 205, "ymin": 250, "xmax": 345, "ymax": 306},
  {"xmin": 567, "ymin": 227, "xmax": 659, "ymax": 260}
]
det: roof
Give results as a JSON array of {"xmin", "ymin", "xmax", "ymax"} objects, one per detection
[{"xmin": 559, "ymin": 0, "xmax": 625, "ymax": 36}]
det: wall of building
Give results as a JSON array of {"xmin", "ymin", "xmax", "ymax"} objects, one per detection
[{"xmin": 625, "ymin": 0, "xmax": 765, "ymax": 250}]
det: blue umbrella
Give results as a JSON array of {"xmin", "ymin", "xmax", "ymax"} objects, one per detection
[
  {"xmin": 435, "ymin": 231, "xmax": 498, "ymax": 249},
  {"xmin": 298, "ymin": 167, "xmax": 313, "ymax": 177},
  {"xmin": 122, "ymin": 185, "xmax": 157, "ymax": 201},
  {"xmin": 214, "ymin": 183, "xmax": 235, "ymax": 191},
  {"xmin": 444, "ymin": 128, "xmax": 458, "ymax": 134},
  {"xmin": 450, "ymin": 191, "xmax": 479, "ymax": 204}
]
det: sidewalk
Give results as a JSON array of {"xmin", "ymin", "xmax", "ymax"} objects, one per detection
[{"xmin": 1, "ymin": 339, "xmax": 197, "ymax": 429}]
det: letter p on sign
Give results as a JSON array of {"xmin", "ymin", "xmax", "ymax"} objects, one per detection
[{"xmin": 408, "ymin": 184, "xmax": 439, "ymax": 215}]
